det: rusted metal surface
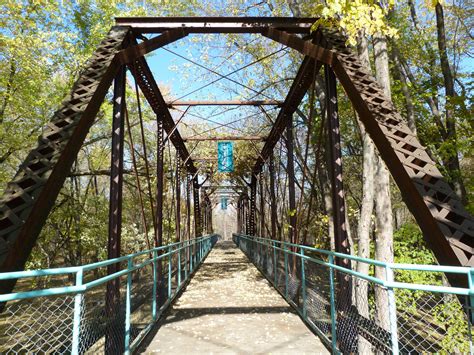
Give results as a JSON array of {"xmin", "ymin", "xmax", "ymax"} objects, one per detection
[
  {"xmin": 259, "ymin": 173, "xmax": 265, "ymax": 238},
  {"xmin": 193, "ymin": 177, "xmax": 202, "ymax": 236},
  {"xmin": 269, "ymin": 156, "xmax": 278, "ymax": 240},
  {"xmin": 127, "ymin": 38, "xmax": 197, "ymax": 175},
  {"xmin": 183, "ymin": 136, "xmax": 265, "ymax": 142},
  {"xmin": 0, "ymin": 26, "xmax": 130, "ymax": 295},
  {"xmin": 324, "ymin": 65, "xmax": 351, "ymax": 265},
  {"xmin": 115, "ymin": 17, "xmax": 316, "ymax": 33},
  {"xmin": 271, "ymin": 27, "xmax": 474, "ymax": 285},
  {"xmin": 286, "ymin": 117, "xmax": 297, "ymax": 246},
  {"xmin": 117, "ymin": 29, "xmax": 186, "ymax": 64},
  {"xmin": 249, "ymin": 175, "xmax": 257, "ymax": 236},
  {"xmin": 176, "ymin": 153, "xmax": 181, "ymax": 242},
  {"xmin": 105, "ymin": 65, "xmax": 126, "ymax": 354},
  {"xmin": 167, "ymin": 100, "xmax": 283, "ymax": 107}
]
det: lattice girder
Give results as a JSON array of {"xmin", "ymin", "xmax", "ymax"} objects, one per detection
[
  {"xmin": 0, "ymin": 27, "xmax": 131, "ymax": 288},
  {"xmin": 265, "ymin": 27, "xmax": 474, "ymax": 284}
]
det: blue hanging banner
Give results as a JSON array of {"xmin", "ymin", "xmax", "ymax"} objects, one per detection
[
  {"xmin": 217, "ymin": 142, "xmax": 234, "ymax": 173},
  {"xmin": 221, "ymin": 197, "xmax": 228, "ymax": 210}
]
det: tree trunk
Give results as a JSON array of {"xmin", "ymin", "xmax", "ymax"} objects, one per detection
[
  {"xmin": 435, "ymin": 2, "xmax": 467, "ymax": 204},
  {"xmin": 355, "ymin": 33, "xmax": 375, "ymax": 352},
  {"xmin": 373, "ymin": 32, "xmax": 394, "ymax": 332}
]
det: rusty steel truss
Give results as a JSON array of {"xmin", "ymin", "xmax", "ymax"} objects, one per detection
[{"xmin": 0, "ymin": 17, "xmax": 472, "ymax": 298}]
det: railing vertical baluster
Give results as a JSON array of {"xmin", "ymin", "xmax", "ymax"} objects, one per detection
[
  {"xmin": 152, "ymin": 249, "xmax": 158, "ymax": 321},
  {"xmin": 125, "ymin": 257, "xmax": 132, "ymax": 354},
  {"xmin": 168, "ymin": 246, "xmax": 172, "ymax": 299},
  {"xmin": 184, "ymin": 241, "xmax": 188, "ymax": 279},
  {"xmin": 468, "ymin": 270, "xmax": 474, "ymax": 325},
  {"xmin": 328, "ymin": 254, "xmax": 337, "ymax": 354},
  {"xmin": 386, "ymin": 265, "xmax": 399, "ymax": 355},
  {"xmin": 71, "ymin": 269, "xmax": 84, "ymax": 355},
  {"xmin": 301, "ymin": 248, "xmax": 306, "ymax": 319},
  {"xmin": 178, "ymin": 245, "xmax": 182, "ymax": 287},
  {"xmin": 284, "ymin": 243, "xmax": 288, "ymax": 299},
  {"xmin": 190, "ymin": 240, "xmax": 194, "ymax": 272},
  {"xmin": 273, "ymin": 241, "xmax": 277, "ymax": 285}
]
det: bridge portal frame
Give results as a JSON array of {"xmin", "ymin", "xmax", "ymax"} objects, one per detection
[{"xmin": 0, "ymin": 17, "xmax": 472, "ymax": 309}]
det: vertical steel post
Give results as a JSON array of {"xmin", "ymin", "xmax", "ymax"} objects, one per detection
[
  {"xmin": 324, "ymin": 64, "xmax": 351, "ymax": 266},
  {"xmin": 286, "ymin": 117, "xmax": 297, "ymax": 246},
  {"xmin": 186, "ymin": 175, "xmax": 191, "ymax": 273},
  {"xmin": 269, "ymin": 155, "xmax": 277, "ymax": 240},
  {"xmin": 105, "ymin": 66, "xmax": 126, "ymax": 354},
  {"xmin": 155, "ymin": 108, "xmax": 165, "ymax": 305},
  {"xmin": 325, "ymin": 63, "xmax": 352, "ymax": 353},
  {"xmin": 250, "ymin": 176, "xmax": 257, "ymax": 236},
  {"xmin": 176, "ymin": 153, "xmax": 181, "ymax": 243},
  {"xmin": 237, "ymin": 197, "xmax": 242, "ymax": 234},
  {"xmin": 193, "ymin": 177, "xmax": 201, "ymax": 236},
  {"xmin": 71, "ymin": 269, "xmax": 84, "ymax": 355}
]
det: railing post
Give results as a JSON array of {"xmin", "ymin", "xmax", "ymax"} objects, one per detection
[
  {"xmin": 386, "ymin": 265, "xmax": 399, "ymax": 355},
  {"xmin": 273, "ymin": 241, "xmax": 277, "ymax": 285},
  {"xmin": 284, "ymin": 243, "xmax": 288, "ymax": 299},
  {"xmin": 125, "ymin": 257, "xmax": 132, "ymax": 354},
  {"xmin": 190, "ymin": 240, "xmax": 194, "ymax": 272},
  {"xmin": 178, "ymin": 245, "xmax": 182, "ymax": 287},
  {"xmin": 168, "ymin": 246, "xmax": 172, "ymax": 299},
  {"xmin": 328, "ymin": 254, "xmax": 337, "ymax": 354},
  {"xmin": 152, "ymin": 249, "xmax": 158, "ymax": 321},
  {"xmin": 468, "ymin": 269, "xmax": 474, "ymax": 324},
  {"xmin": 71, "ymin": 269, "xmax": 84, "ymax": 355},
  {"xmin": 184, "ymin": 241, "xmax": 188, "ymax": 279},
  {"xmin": 301, "ymin": 248, "xmax": 307, "ymax": 319}
]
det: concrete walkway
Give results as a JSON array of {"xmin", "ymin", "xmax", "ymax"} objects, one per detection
[{"xmin": 140, "ymin": 240, "xmax": 328, "ymax": 354}]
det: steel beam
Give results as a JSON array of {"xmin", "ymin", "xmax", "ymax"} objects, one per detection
[
  {"xmin": 186, "ymin": 175, "xmax": 192, "ymax": 240},
  {"xmin": 183, "ymin": 136, "xmax": 265, "ymax": 142},
  {"xmin": 269, "ymin": 156, "xmax": 278, "ymax": 240},
  {"xmin": 277, "ymin": 28, "xmax": 474, "ymax": 286},
  {"xmin": 117, "ymin": 29, "xmax": 186, "ymax": 64},
  {"xmin": 0, "ymin": 27, "xmax": 129, "ymax": 297},
  {"xmin": 325, "ymin": 65, "xmax": 351, "ymax": 264},
  {"xmin": 193, "ymin": 177, "xmax": 202, "ymax": 236},
  {"xmin": 115, "ymin": 17, "xmax": 316, "ymax": 33},
  {"xmin": 127, "ymin": 38, "xmax": 197, "ymax": 175},
  {"xmin": 176, "ymin": 153, "xmax": 181, "ymax": 242},
  {"xmin": 167, "ymin": 100, "xmax": 283, "ymax": 107},
  {"xmin": 105, "ymin": 65, "xmax": 126, "ymax": 354},
  {"xmin": 249, "ymin": 175, "xmax": 257, "ymax": 235},
  {"xmin": 259, "ymin": 173, "xmax": 265, "ymax": 238},
  {"xmin": 286, "ymin": 118, "xmax": 297, "ymax": 245}
]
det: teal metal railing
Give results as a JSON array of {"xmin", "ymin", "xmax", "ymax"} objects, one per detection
[
  {"xmin": 233, "ymin": 234, "xmax": 474, "ymax": 354},
  {"xmin": 0, "ymin": 234, "xmax": 218, "ymax": 354}
]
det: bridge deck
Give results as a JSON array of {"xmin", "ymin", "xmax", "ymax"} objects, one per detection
[{"xmin": 139, "ymin": 240, "xmax": 328, "ymax": 354}]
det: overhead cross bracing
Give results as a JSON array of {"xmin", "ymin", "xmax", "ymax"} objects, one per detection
[{"xmin": 0, "ymin": 14, "xmax": 472, "ymax": 338}]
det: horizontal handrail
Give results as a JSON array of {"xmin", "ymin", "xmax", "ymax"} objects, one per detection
[
  {"xmin": 234, "ymin": 234, "xmax": 473, "ymax": 295},
  {"xmin": 0, "ymin": 235, "xmax": 216, "ymax": 302},
  {"xmin": 233, "ymin": 233, "xmax": 474, "ymax": 355}
]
